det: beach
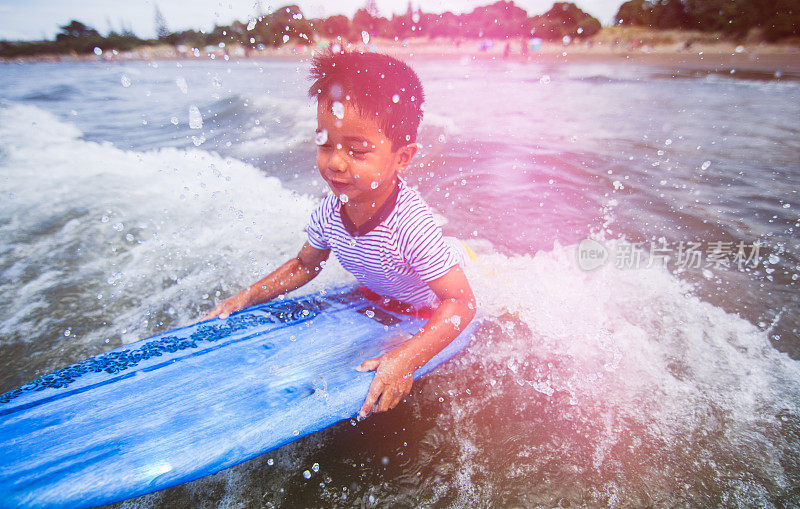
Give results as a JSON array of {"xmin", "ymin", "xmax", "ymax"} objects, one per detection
[{"xmin": 5, "ymin": 27, "xmax": 800, "ymax": 74}]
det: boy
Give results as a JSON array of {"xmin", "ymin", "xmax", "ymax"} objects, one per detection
[{"xmin": 204, "ymin": 50, "xmax": 475, "ymax": 419}]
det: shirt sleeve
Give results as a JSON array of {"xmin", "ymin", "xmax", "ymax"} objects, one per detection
[
  {"xmin": 400, "ymin": 207, "xmax": 459, "ymax": 282},
  {"xmin": 304, "ymin": 198, "xmax": 331, "ymax": 250}
]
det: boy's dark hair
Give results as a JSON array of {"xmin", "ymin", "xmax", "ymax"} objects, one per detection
[{"xmin": 308, "ymin": 50, "xmax": 424, "ymax": 151}]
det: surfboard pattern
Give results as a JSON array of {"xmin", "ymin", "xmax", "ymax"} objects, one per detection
[{"xmin": 0, "ymin": 287, "xmax": 481, "ymax": 508}]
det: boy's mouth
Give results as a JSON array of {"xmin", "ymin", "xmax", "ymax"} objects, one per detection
[{"xmin": 329, "ymin": 180, "xmax": 350, "ymax": 192}]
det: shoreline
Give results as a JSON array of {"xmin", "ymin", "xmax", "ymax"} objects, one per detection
[{"xmin": 3, "ymin": 39, "xmax": 799, "ymax": 73}]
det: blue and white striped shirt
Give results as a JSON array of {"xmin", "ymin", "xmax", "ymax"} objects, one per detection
[{"xmin": 305, "ymin": 179, "xmax": 460, "ymax": 308}]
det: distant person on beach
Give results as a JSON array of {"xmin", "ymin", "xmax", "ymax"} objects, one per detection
[{"xmin": 203, "ymin": 51, "xmax": 476, "ymax": 418}]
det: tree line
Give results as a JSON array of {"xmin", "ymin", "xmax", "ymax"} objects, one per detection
[
  {"xmin": 0, "ymin": 1, "xmax": 600, "ymax": 58},
  {"xmin": 615, "ymin": 0, "xmax": 799, "ymax": 41}
]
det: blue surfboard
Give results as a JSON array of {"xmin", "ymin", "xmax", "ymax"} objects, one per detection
[{"xmin": 0, "ymin": 287, "xmax": 481, "ymax": 508}]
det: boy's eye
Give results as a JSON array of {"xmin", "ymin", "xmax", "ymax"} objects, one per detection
[{"xmin": 348, "ymin": 148, "xmax": 369, "ymax": 157}]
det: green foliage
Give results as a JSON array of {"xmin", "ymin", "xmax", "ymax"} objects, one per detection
[
  {"xmin": 247, "ymin": 4, "xmax": 313, "ymax": 46},
  {"xmin": 614, "ymin": 0, "xmax": 798, "ymax": 39},
  {"xmin": 314, "ymin": 15, "xmax": 350, "ymax": 38},
  {"xmin": 4, "ymin": 0, "xmax": 793, "ymax": 59},
  {"xmin": 154, "ymin": 5, "xmax": 170, "ymax": 40},
  {"xmin": 459, "ymin": 1, "xmax": 529, "ymax": 38},
  {"xmin": 528, "ymin": 2, "xmax": 601, "ymax": 40}
]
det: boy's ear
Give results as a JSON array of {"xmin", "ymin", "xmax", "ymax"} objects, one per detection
[{"xmin": 394, "ymin": 143, "xmax": 418, "ymax": 174}]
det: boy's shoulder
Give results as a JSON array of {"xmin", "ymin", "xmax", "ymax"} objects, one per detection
[
  {"xmin": 390, "ymin": 181, "xmax": 439, "ymax": 235},
  {"xmin": 310, "ymin": 192, "xmax": 340, "ymax": 218}
]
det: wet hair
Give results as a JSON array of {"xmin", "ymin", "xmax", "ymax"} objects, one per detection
[{"xmin": 308, "ymin": 50, "xmax": 424, "ymax": 151}]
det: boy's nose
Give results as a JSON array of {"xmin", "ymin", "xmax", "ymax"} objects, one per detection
[{"xmin": 327, "ymin": 150, "xmax": 347, "ymax": 173}]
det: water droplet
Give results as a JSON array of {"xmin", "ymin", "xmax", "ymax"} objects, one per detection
[
  {"xmin": 312, "ymin": 462, "xmax": 320, "ymax": 472},
  {"xmin": 267, "ymin": 458, "xmax": 274, "ymax": 466},
  {"xmin": 112, "ymin": 222, "xmax": 124, "ymax": 232},
  {"xmin": 282, "ymin": 34, "xmax": 290, "ymax": 43},
  {"xmin": 365, "ymin": 309, "xmax": 375, "ymax": 318},
  {"xmin": 315, "ymin": 129, "xmax": 328, "ymax": 145},
  {"xmin": 93, "ymin": 47, "xmax": 102, "ymax": 56},
  {"xmin": 438, "ymin": 397, "xmax": 444, "ymax": 402},
  {"xmin": 170, "ymin": 116, "xmax": 179, "ymax": 125},
  {"xmin": 701, "ymin": 160, "xmax": 711, "ymax": 171},
  {"xmin": 768, "ymin": 254, "xmax": 780, "ymax": 265},
  {"xmin": 339, "ymin": 193, "xmax": 349, "ymax": 203},
  {"xmin": 370, "ymin": 181, "xmax": 379, "ymax": 189},
  {"xmin": 175, "ymin": 77, "xmax": 188, "ymax": 94},
  {"xmin": 191, "ymin": 135, "xmax": 205, "ymax": 146},
  {"xmin": 120, "ymin": 75, "xmax": 131, "ymax": 88},
  {"xmin": 63, "ymin": 329, "xmax": 71, "ymax": 337},
  {"xmin": 438, "ymin": 134, "xmax": 446, "ymax": 143},
  {"xmin": 331, "ymin": 101, "xmax": 344, "ymax": 119},
  {"xmin": 303, "ymin": 470, "xmax": 311, "ymax": 479},
  {"xmin": 361, "ymin": 31, "xmax": 370, "ymax": 45},
  {"xmin": 381, "ymin": 457, "xmax": 389, "ymax": 466},
  {"xmin": 539, "ymin": 75, "xmax": 551, "ymax": 85},
  {"xmin": 247, "ymin": 19, "xmax": 257, "ymax": 30},
  {"xmin": 189, "ymin": 105, "xmax": 203, "ymax": 129},
  {"xmin": 392, "ymin": 94, "xmax": 400, "ymax": 103},
  {"xmin": 665, "ymin": 139, "xmax": 672, "ymax": 145}
]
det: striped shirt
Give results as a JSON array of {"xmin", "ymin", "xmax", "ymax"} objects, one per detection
[{"xmin": 305, "ymin": 179, "xmax": 460, "ymax": 308}]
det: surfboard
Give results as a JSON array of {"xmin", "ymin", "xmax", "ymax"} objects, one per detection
[{"xmin": 0, "ymin": 287, "xmax": 481, "ymax": 508}]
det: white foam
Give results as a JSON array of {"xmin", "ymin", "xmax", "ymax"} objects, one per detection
[
  {"xmin": 0, "ymin": 102, "xmax": 351, "ymax": 346},
  {"xmin": 452, "ymin": 240, "xmax": 800, "ymax": 497}
]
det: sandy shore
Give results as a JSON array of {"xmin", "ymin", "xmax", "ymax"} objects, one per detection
[{"xmin": 4, "ymin": 34, "xmax": 799, "ymax": 73}]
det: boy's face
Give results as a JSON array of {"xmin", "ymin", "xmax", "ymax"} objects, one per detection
[{"xmin": 315, "ymin": 98, "xmax": 416, "ymax": 207}]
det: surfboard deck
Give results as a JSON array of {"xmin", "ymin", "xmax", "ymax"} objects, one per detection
[{"xmin": 0, "ymin": 287, "xmax": 481, "ymax": 508}]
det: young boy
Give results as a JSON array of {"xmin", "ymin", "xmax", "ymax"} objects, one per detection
[{"xmin": 204, "ymin": 50, "xmax": 475, "ymax": 419}]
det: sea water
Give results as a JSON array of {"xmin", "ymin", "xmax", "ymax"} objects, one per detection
[{"xmin": 0, "ymin": 57, "xmax": 798, "ymax": 506}]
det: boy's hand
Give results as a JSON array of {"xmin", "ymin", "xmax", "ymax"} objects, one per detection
[
  {"xmin": 357, "ymin": 347, "xmax": 416, "ymax": 418},
  {"xmin": 202, "ymin": 294, "xmax": 248, "ymax": 321}
]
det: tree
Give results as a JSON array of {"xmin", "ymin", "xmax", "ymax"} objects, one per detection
[
  {"xmin": 54, "ymin": 20, "xmax": 104, "ymax": 53},
  {"xmin": 154, "ymin": 5, "xmax": 170, "ymax": 40},
  {"xmin": 528, "ymin": 3, "xmax": 601, "ymax": 40},
  {"xmin": 315, "ymin": 15, "xmax": 350, "ymax": 38},
  {"xmin": 364, "ymin": 0, "xmax": 380, "ymax": 18},
  {"xmin": 615, "ymin": 0, "xmax": 651, "ymax": 26},
  {"xmin": 56, "ymin": 20, "xmax": 100, "ymax": 40},
  {"xmin": 462, "ymin": 1, "xmax": 529, "ymax": 38},
  {"xmin": 615, "ymin": 0, "xmax": 688, "ymax": 29},
  {"xmin": 248, "ymin": 5, "xmax": 313, "ymax": 46}
]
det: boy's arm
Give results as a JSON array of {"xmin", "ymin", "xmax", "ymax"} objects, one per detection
[
  {"xmin": 202, "ymin": 242, "xmax": 330, "ymax": 320},
  {"xmin": 356, "ymin": 265, "xmax": 476, "ymax": 417}
]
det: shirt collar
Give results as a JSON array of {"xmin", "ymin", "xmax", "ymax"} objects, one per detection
[{"xmin": 341, "ymin": 181, "xmax": 402, "ymax": 237}]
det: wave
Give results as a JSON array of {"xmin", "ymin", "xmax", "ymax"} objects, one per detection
[{"xmin": 2, "ymin": 102, "xmax": 799, "ymax": 505}]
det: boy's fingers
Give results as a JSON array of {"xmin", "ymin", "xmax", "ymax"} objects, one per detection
[
  {"xmin": 359, "ymin": 380, "xmax": 384, "ymax": 417},
  {"xmin": 377, "ymin": 387, "xmax": 395, "ymax": 413},
  {"xmin": 356, "ymin": 358, "xmax": 380, "ymax": 372}
]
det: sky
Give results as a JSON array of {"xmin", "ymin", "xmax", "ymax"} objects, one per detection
[{"xmin": 0, "ymin": 0, "xmax": 625, "ymax": 41}]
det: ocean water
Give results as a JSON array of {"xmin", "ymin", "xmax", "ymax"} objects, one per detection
[{"xmin": 0, "ymin": 57, "xmax": 799, "ymax": 506}]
